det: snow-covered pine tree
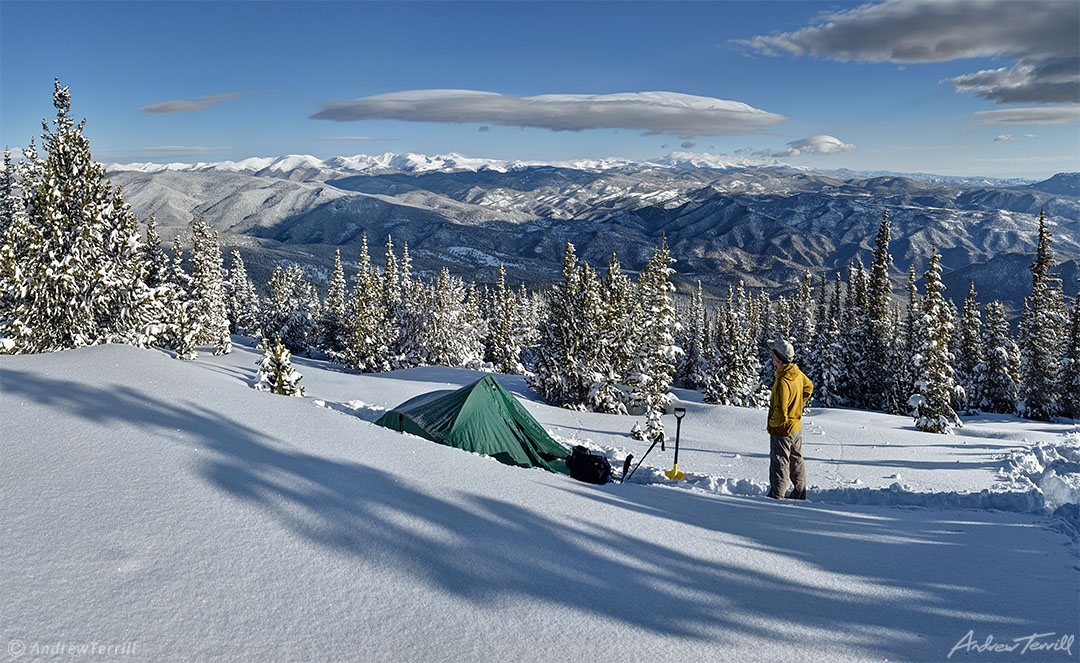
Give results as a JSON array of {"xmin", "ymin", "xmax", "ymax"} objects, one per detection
[
  {"xmin": 892, "ymin": 264, "xmax": 920, "ymax": 412},
  {"xmin": 0, "ymin": 80, "xmax": 164, "ymax": 353},
  {"xmin": 587, "ymin": 252, "xmax": 637, "ymax": 413},
  {"xmin": 675, "ymin": 279, "xmax": 707, "ymax": 389},
  {"xmin": 974, "ymin": 300, "xmax": 1021, "ymax": 414},
  {"xmin": 836, "ymin": 261, "xmax": 860, "ymax": 406},
  {"xmin": 485, "ymin": 263, "xmax": 524, "ymax": 374},
  {"xmin": 461, "ymin": 281, "xmax": 487, "ymax": 368},
  {"xmin": 254, "ymin": 335, "xmax": 305, "ymax": 397},
  {"xmin": 189, "ymin": 216, "xmax": 231, "ymax": 355},
  {"xmin": 142, "ymin": 215, "xmax": 171, "ymax": 289},
  {"xmin": 1017, "ymin": 211, "xmax": 1066, "ymax": 421},
  {"xmin": 380, "ymin": 234, "xmax": 410, "ymax": 367},
  {"xmin": 284, "ymin": 279, "xmax": 321, "ymax": 356},
  {"xmin": 319, "ymin": 249, "xmax": 349, "ymax": 359},
  {"xmin": 415, "ymin": 268, "xmax": 473, "ymax": 367},
  {"xmin": 955, "ymin": 282, "xmax": 983, "ymax": 414},
  {"xmin": 164, "ymin": 234, "xmax": 198, "ymax": 360},
  {"xmin": 865, "ymin": 210, "xmax": 896, "ymax": 410},
  {"xmin": 0, "ymin": 148, "xmax": 16, "ymax": 238},
  {"xmin": 513, "ymin": 283, "xmax": 540, "ymax": 369},
  {"xmin": 1061, "ymin": 285, "xmax": 1080, "ymax": 420},
  {"xmin": 908, "ymin": 246, "xmax": 962, "ymax": 433},
  {"xmin": 841, "ymin": 258, "xmax": 875, "ymax": 408},
  {"xmin": 626, "ymin": 237, "xmax": 681, "ymax": 442},
  {"xmin": 343, "ymin": 233, "xmax": 393, "ymax": 372},
  {"xmin": 570, "ymin": 260, "xmax": 606, "ymax": 407},
  {"xmin": 225, "ymin": 250, "xmax": 260, "ymax": 336},
  {"xmin": 814, "ymin": 310, "xmax": 843, "ymax": 408},
  {"xmin": 529, "ymin": 242, "xmax": 584, "ymax": 406},
  {"xmin": 394, "ymin": 239, "xmax": 426, "ymax": 368},
  {"xmin": 755, "ymin": 290, "xmax": 775, "ymax": 387},
  {"xmin": 703, "ymin": 283, "xmax": 764, "ymax": 407}
]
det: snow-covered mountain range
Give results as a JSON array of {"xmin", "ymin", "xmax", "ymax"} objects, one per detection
[
  {"xmin": 105, "ymin": 152, "xmax": 1080, "ymax": 309},
  {"xmin": 107, "ymin": 151, "xmax": 784, "ymax": 177}
]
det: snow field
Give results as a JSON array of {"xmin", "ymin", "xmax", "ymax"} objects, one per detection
[{"xmin": 2, "ymin": 339, "xmax": 1077, "ymax": 662}]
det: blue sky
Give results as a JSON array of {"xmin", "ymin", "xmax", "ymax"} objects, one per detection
[{"xmin": 2, "ymin": 1, "xmax": 1077, "ymax": 178}]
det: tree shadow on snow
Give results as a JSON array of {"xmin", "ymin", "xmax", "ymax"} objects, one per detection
[{"xmin": 4, "ymin": 368, "xmax": 1076, "ymax": 661}]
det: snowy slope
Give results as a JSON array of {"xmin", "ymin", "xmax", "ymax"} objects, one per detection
[{"xmin": 2, "ymin": 342, "xmax": 1077, "ymax": 662}]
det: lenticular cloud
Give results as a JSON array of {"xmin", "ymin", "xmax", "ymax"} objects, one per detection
[
  {"xmin": 756, "ymin": 135, "xmax": 856, "ymax": 158},
  {"xmin": 310, "ymin": 89, "xmax": 787, "ymax": 138}
]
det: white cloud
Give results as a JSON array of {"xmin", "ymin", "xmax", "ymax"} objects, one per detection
[
  {"xmin": 735, "ymin": 0, "xmax": 1078, "ymax": 105},
  {"xmin": 310, "ymin": 89, "xmax": 787, "ymax": 137},
  {"xmin": 756, "ymin": 135, "xmax": 856, "ymax": 157},
  {"xmin": 142, "ymin": 145, "xmax": 234, "ymax": 152},
  {"xmin": 1023, "ymin": 133, "xmax": 1036, "ymax": 138},
  {"xmin": 140, "ymin": 92, "xmax": 243, "ymax": 115},
  {"xmin": 994, "ymin": 134, "xmax": 1014, "ymax": 141},
  {"xmin": 975, "ymin": 105, "xmax": 1080, "ymax": 125}
]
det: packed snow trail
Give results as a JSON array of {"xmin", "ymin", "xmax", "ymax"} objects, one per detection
[{"xmin": 2, "ymin": 341, "xmax": 1077, "ymax": 662}]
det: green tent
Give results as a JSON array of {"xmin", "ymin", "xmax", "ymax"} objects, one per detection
[{"xmin": 375, "ymin": 375, "xmax": 570, "ymax": 473}]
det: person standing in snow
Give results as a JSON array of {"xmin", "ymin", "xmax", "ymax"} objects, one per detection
[{"xmin": 766, "ymin": 338, "xmax": 813, "ymax": 500}]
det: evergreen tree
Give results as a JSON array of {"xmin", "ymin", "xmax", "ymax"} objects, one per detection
[
  {"xmin": 908, "ymin": 246, "xmax": 962, "ymax": 433},
  {"xmin": 285, "ymin": 279, "xmax": 321, "ymax": 355},
  {"xmin": 0, "ymin": 148, "xmax": 16, "ymax": 238},
  {"xmin": 414, "ymin": 268, "xmax": 478, "ymax": 367},
  {"xmin": 143, "ymin": 215, "xmax": 171, "ymax": 289},
  {"xmin": 189, "ymin": 216, "xmax": 231, "ymax": 355},
  {"xmin": 254, "ymin": 336, "xmax": 305, "ymax": 397},
  {"xmin": 865, "ymin": 210, "xmax": 896, "ymax": 410},
  {"xmin": 626, "ymin": 238, "xmax": 681, "ymax": 441},
  {"xmin": 461, "ymin": 281, "xmax": 487, "ymax": 367},
  {"xmin": 262, "ymin": 264, "xmax": 318, "ymax": 353},
  {"xmin": 485, "ymin": 263, "xmax": 524, "ymax": 374},
  {"xmin": 1018, "ymin": 211, "xmax": 1066, "ymax": 421},
  {"xmin": 530, "ymin": 242, "xmax": 587, "ymax": 407},
  {"xmin": 319, "ymin": 249, "xmax": 349, "ymax": 359},
  {"xmin": 380, "ymin": 234, "xmax": 408, "ymax": 366},
  {"xmin": 893, "ymin": 264, "xmax": 921, "ymax": 412},
  {"xmin": 814, "ymin": 312, "xmax": 843, "ymax": 408},
  {"xmin": 955, "ymin": 282, "xmax": 983, "ymax": 414},
  {"xmin": 703, "ymin": 283, "xmax": 765, "ymax": 408},
  {"xmin": 165, "ymin": 235, "xmax": 198, "ymax": 360},
  {"xmin": 344, "ymin": 233, "xmax": 394, "ymax": 372},
  {"xmin": 225, "ymin": 250, "xmax": 260, "ymax": 336},
  {"xmin": 514, "ymin": 283, "xmax": 542, "ymax": 371},
  {"xmin": 1062, "ymin": 286, "xmax": 1080, "ymax": 420},
  {"xmin": 975, "ymin": 300, "xmax": 1021, "ymax": 414},
  {"xmin": 0, "ymin": 80, "xmax": 164, "ymax": 353},
  {"xmin": 586, "ymin": 253, "xmax": 638, "ymax": 413},
  {"xmin": 676, "ymin": 280, "xmax": 708, "ymax": 389}
]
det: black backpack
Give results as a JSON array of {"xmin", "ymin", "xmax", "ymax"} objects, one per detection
[{"xmin": 566, "ymin": 445, "xmax": 612, "ymax": 485}]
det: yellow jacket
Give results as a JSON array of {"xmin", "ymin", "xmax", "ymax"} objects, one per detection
[{"xmin": 767, "ymin": 363, "xmax": 813, "ymax": 436}]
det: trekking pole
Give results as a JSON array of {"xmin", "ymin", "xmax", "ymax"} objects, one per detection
[
  {"xmin": 623, "ymin": 437, "xmax": 661, "ymax": 483},
  {"xmin": 664, "ymin": 407, "xmax": 687, "ymax": 481}
]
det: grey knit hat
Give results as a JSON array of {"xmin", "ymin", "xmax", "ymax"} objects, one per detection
[{"xmin": 767, "ymin": 338, "xmax": 794, "ymax": 363}]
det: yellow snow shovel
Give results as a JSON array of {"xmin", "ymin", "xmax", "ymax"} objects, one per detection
[{"xmin": 664, "ymin": 407, "xmax": 687, "ymax": 481}]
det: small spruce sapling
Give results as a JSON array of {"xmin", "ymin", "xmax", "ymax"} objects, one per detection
[{"xmin": 254, "ymin": 336, "xmax": 306, "ymax": 397}]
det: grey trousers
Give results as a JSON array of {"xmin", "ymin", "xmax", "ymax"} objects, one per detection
[{"xmin": 768, "ymin": 431, "xmax": 806, "ymax": 500}]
